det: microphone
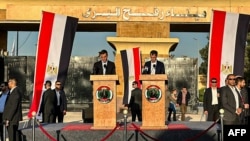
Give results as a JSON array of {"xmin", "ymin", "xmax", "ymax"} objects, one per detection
[
  {"xmin": 142, "ymin": 66, "xmax": 148, "ymax": 74},
  {"xmin": 104, "ymin": 64, "xmax": 107, "ymax": 69},
  {"xmin": 153, "ymin": 64, "xmax": 156, "ymax": 68}
]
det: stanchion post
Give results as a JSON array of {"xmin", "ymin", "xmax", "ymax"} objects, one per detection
[
  {"xmin": 3, "ymin": 121, "xmax": 6, "ymax": 141},
  {"xmin": 219, "ymin": 109, "xmax": 224, "ymax": 141},
  {"xmin": 32, "ymin": 111, "xmax": 36, "ymax": 141},
  {"xmin": 123, "ymin": 109, "xmax": 128, "ymax": 141}
]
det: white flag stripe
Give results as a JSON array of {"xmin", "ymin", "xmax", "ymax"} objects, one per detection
[
  {"xmin": 127, "ymin": 48, "xmax": 135, "ymax": 102},
  {"xmin": 45, "ymin": 14, "xmax": 67, "ymax": 88},
  {"xmin": 220, "ymin": 13, "xmax": 238, "ymax": 85}
]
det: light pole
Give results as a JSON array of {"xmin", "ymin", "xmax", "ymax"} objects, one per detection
[{"xmin": 193, "ymin": 38, "xmax": 199, "ymax": 101}]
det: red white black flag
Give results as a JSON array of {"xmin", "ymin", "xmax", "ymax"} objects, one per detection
[
  {"xmin": 207, "ymin": 10, "xmax": 250, "ymax": 87},
  {"xmin": 121, "ymin": 47, "xmax": 142, "ymax": 104},
  {"xmin": 28, "ymin": 11, "xmax": 78, "ymax": 118}
]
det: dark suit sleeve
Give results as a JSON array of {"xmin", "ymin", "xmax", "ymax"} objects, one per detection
[
  {"xmin": 158, "ymin": 61, "xmax": 165, "ymax": 74},
  {"xmin": 3, "ymin": 88, "xmax": 22, "ymax": 122},
  {"xmin": 142, "ymin": 61, "xmax": 150, "ymax": 74},
  {"xmin": 61, "ymin": 91, "xmax": 67, "ymax": 111},
  {"xmin": 39, "ymin": 92, "xmax": 45, "ymax": 113},
  {"xmin": 203, "ymin": 88, "xmax": 208, "ymax": 111}
]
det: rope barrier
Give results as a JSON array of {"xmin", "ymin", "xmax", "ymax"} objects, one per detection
[
  {"xmin": 36, "ymin": 121, "xmax": 57, "ymax": 141},
  {"xmin": 184, "ymin": 118, "xmax": 220, "ymax": 141},
  {"xmin": 100, "ymin": 123, "xmax": 120, "ymax": 141},
  {"xmin": 131, "ymin": 123, "xmax": 160, "ymax": 141}
]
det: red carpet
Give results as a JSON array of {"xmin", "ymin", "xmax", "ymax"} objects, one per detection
[{"xmin": 62, "ymin": 123, "xmax": 190, "ymax": 131}]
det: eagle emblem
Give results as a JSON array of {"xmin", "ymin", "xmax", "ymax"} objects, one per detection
[
  {"xmin": 221, "ymin": 62, "xmax": 232, "ymax": 75},
  {"xmin": 96, "ymin": 86, "xmax": 113, "ymax": 104},
  {"xmin": 145, "ymin": 85, "xmax": 162, "ymax": 103},
  {"xmin": 46, "ymin": 63, "xmax": 58, "ymax": 75}
]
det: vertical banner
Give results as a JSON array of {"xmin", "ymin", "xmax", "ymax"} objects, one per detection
[
  {"xmin": 121, "ymin": 47, "xmax": 141, "ymax": 105},
  {"xmin": 207, "ymin": 10, "xmax": 250, "ymax": 87},
  {"xmin": 28, "ymin": 11, "xmax": 78, "ymax": 118}
]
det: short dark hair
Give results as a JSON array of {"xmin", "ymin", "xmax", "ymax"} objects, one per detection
[
  {"xmin": 132, "ymin": 81, "xmax": 138, "ymax": 85},
  {"xmin": 45, "ymin": 80, "xmax": 52, "ymax": 86},
  {"xmin": 99, "ymin": 49, "xmax": 108, "ymax": 55},
  {"xmin": 150, "ymin": 50, "xmax": 158, "ymax": 56}
]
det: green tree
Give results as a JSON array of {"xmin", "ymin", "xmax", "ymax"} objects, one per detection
[
  {"xmin": 198, "ymin": 34, "xmax": 250, "ymax": 80},
  {"xmin": 199, "ymin": 36, "xmax": 209, "ymax": 75}
]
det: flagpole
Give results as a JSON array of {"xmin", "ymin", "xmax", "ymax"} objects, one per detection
[
  {"xmin": 193, "ymin": 38, "xmax": 199, "ymax": 100},
  {"xmin": 16, "ymin": 31, "xmax": 19, "ymax": 56}
]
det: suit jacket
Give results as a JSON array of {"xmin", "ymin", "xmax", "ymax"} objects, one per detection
[
  {"xmin": 54, "ymin": 89, "xmax": 67, "ymax": 112},
  {"xmin": 220, "ymin": 86, "xmax": 243, "ymax": 121},
  {"xmin": 142, "ymin": 60, "xmax": 165, "ymax": 74},
  {"xmin": 3, "ymin": 87, "xmax": 23, "ymax": 125},
  {"xmin": 203, "ymin": 87, "xmax": 221, "ymax": 111},
  {"xmin": 39, "ymin": 88, "xmax": 57, "ymax": 114},
  {"xmin": 176, "ymin": 91, "xmax": 191, "ymax": 106},
  {"xmin": 92, "ymin": 60, "xmax": 116, "ymax": 75},
  {"xmin": 129, "ymin": 88, "xmax": 142, "ymax": 109}
]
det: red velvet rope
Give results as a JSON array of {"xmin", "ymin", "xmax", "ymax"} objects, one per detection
[
  {"xmin": 36, "ymin": 121, "xmax": 57, "ymax": 141},
  {"xmin": 184, "ymin": 118, "xmax": 220, "ymax": 141},
  {"xmin": 100, "ymin": 123, "xmax": 120, "ymax": 141},
  {"xmin": 131, "ymin": 123, "xmax": 160, "ymax": 141}
]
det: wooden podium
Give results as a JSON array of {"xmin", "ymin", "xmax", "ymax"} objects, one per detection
[
  {"xmin": 140, "ymin": 74, "xmax": 168, "ymax": 129},
  {"xmin": 90, "ymin": 75, "xmax": 118, "ymax": 129}
]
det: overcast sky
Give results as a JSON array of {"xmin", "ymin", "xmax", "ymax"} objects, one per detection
[{"xmin": 7, "ymin": 31, "xmax": 209, "ymax": 62}]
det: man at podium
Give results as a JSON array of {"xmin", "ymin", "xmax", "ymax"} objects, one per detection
[
  {"xmin": 92, "ymin": 49, "xmax": 116, "ymax": 75},
  {"xmin": 142, "ymin": 50, "xmax": 165, "ymax": 74}
]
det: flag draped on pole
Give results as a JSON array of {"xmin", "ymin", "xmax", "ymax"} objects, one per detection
[
  {"xmin": 28, "ymin": 11, "xmax": 78, "ymax": 118},
  {"xmin": 207, "ymin": 10, "xmax": 250, "ymax": 87},
  {"xmin": 121, "ymin": 47, "xmax": 141, "ymax": 105}
]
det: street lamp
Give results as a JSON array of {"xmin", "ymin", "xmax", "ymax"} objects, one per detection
[{"xmin": 193, "ymin": 38, "xmax": 199, "ymax": 100}]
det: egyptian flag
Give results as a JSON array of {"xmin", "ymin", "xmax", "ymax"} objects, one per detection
[
  {"xmin": 28, "ymin": 11, "xmax": 78, "ymax": 118},
  {"xmin": 207, "ymin": 10, "xmax": 250, "ymax": 87},
  {"xmin": 121, "ymin": 47, "xmax": 141, "ymax": 105}
]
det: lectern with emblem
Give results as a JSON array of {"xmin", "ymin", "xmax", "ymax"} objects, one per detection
[
  {"xmin": 90, "ymin": 75, "xmax": 118, "ymax": 129},
  {"xmin": 140, "ymin": 74, "xmax": 168, "ymax": 129}
]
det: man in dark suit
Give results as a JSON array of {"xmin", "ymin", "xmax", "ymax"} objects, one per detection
[
  {"xmin": 128, "ymin": 81, "xmax": 142, "ymax": 122},
  {"xmin": 0, "ymin": 82, "xmax": 9, "ymax": 141},
  {"xmin": 203, "ymin": 78, "xmax": 220, "ymax": 121},
  {"xmin": 3, "ymin": 78, "xmax": 23, "ymax": 141},
  {"xmin": 39, "ymin": 80, "xmax": 57, "ymax": 123},
  {"xmin": 220, "ymin": 74, "xmax": 243, "ymax": 125},
  {"xmin": 235, "ymin": 76, "xmax": 249, "ymax": 125},
  {"xmin": 54, "ymin": 80, "xmax": 67, "ymax": 123},
  {"xmin": 142, "ymin": 50, "xmax": 165, "ymax": 74},
  {"xmin": 92, "ymin": 49, "xmax": 116, "ymax": 75}
]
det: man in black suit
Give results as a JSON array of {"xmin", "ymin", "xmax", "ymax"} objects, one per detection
[
  {"xmin": 0, "ymin": 82, "xmax": 9, "ymax": 141},
  {"xmin": 220, "ymin": 74, "xmax": 243, "ymax": 125},
  {"xmin": 142, "ymin": 50, "xmax": 165, "ymax": 74},
  {"xmin": 203, "ymin": 78, "xmax": 220, "ymax": 121},
  {"xmin": 3, "ymin": 78, "xmax": 23, "ymax": 141},
  {"xmin": 54, "ymin": 80, "xmax": 67, "ymax": 123},
  {"xmin": 92, "ymin": 49, "xmax": 116, "ymax": 75},
  {"xmin": 39, "ymin": 80, "xmax": 57, "ymax": 123},
  {"xmin": 235, "ymin": 76, "xmax": 249, "ymax": 125},
  {"xmin": 128, "ymin": 81, "xmax": 142, "ymax": 122}
]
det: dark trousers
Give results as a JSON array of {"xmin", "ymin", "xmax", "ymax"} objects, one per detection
[
  {"xmin": 7, "ymin": 123, "xmax": 20, "ymax": 141},
  {"xmin": 44, "ymin": 113, "xmax": 55, "ymax": 123},
  {"xmin": 55, "ymin": 106, "xmax": 64, "ymax": 123},
  {"xmin": 131, "ymin": 103, "xmax": 142, "ymax": 122},
  {"xmin": 0, "ymin": 113, "xmax": 3, "ymax": 141},
  {"xmin": 207, "ymin": 105, "xmax": 219, "ymax": 121}
]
